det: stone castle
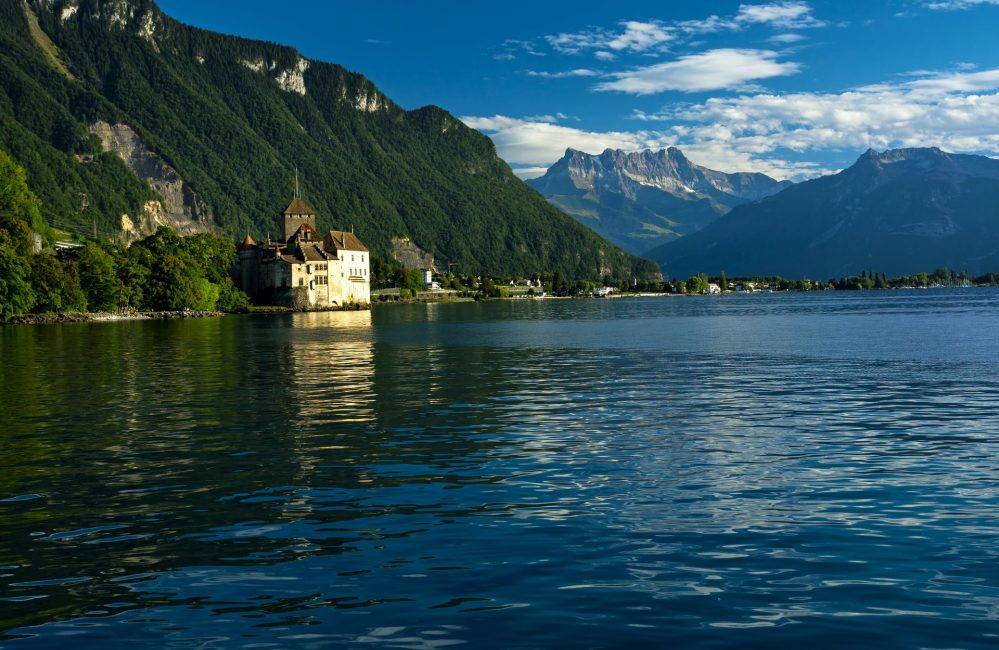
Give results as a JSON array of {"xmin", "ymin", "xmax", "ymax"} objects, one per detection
[{"xmin": 233, "ymin": 198, "xmax": 370, "ymax": 307}]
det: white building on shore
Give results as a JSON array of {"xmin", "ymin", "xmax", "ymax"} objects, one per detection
[{"xmin": 233, "ymin": 197, "xmax": 370, "ymax": 307}]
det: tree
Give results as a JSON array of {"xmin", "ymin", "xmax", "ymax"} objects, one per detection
[
  {"xmin": 685, "ymin": 273, "xmax": 709, "ymax": 294},
  {"xmin": 117, "ymin": 245, "xmax": 152, "ymax": 309},
  {"xmin": 190, "ymin": 278, "xmax": 221, "ymax": 311},
  {"xmin": 0, "ymin": 244, "xmax": 35, "ymax": 319},
  {"xmin": 76, "ymin": 243, "xmax": 119, "ymax": 312},
  {"xmin": 481, "ymin": 276, "xmax": 498, "ymax": 297},
  {"xmin": 216, "ymin": 277, "xmax": 250, "ymax": 312},
  {"xmin": 30, "ymin": 252, "xmax": 86, "ymax": 313},
  {"xmin": 148, "ymin": 253, "xmax": 200, "ymax": 310},
  {"xmin": 182, "ymin": 233, "xmax": 237, "ymax": 284},
  {"xmin": 719, "ymin": 270, "xmax": 727, "ymax": 292},
  {"xmin": 0, "ymin": 150, "xmax": 51, "ymax": 244},
  {"xmin": 552, "ymin": 270, "xmax": 568, "ymax": 295}
]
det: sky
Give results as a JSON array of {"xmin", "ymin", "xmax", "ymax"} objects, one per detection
[{"xmin": 158, "ymin": 0, "xmax": 999, "ymax": 180}]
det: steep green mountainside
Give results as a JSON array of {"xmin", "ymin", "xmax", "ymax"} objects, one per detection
[
  {"xmin": 527, "ymin": 147, "xmax": 791, "ymax": 255},
  {"xmin": 650, "ymin": 147, "xmax": 999, "ymax": 279},
  {"xmin": 0, "ymin": 0, "xmax": 656, "ymax": 279}
]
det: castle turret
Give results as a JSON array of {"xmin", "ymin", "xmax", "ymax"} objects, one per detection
[
  {"xmin": 282, "ymin": 197, "xmax": 317, "ymax": 241},
  {"xmin": 234, "ymin": 233, "xmax": 261, "ymax": 299}
]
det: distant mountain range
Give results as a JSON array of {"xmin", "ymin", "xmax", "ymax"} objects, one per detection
[
  {"xmin": 0, "ymin": 0, "xmax": 655, "ymax": 280},
  {"xmin": 651, "ymin": 147, "xmax": 999, "ymax": 279},
  {"xmin": 527, "ymin": 147, "xmax": 791, "ymax": 255}
]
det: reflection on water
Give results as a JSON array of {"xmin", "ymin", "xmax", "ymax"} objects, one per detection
[
  {"xmin": 286, "ymin": 310, "xmax": 375, "ymax": 425},
  {"xmin": 1, "ymin": 292, "xmax": 998, "ymax": 648}
]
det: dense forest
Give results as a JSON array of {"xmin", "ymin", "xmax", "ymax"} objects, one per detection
[
  {"xmin": 0, "ymin": 0, "xmax": 656, "ymax": 281},
  {"xmin": 0, "ymin": 150, "xmax": 247, "ymax": 319}
]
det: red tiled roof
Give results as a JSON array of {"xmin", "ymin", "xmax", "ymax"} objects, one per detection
[
  {"xmin": 283, "ymin": 197, "xmax": 316, "ymax": 215},
  {"xmin": 324, "ymin": 230, "xmax": 368, "ymax": 252},
  {"xmin": 302, "ymin": 245, "xmax": 327, "ymax": 261}
]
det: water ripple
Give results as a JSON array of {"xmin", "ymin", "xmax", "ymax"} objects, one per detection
[{"xmin": 1, "ymin": 293, "xmax": 998, "ymax": 648}]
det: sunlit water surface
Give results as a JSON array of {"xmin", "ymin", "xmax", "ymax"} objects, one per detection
[{"xmin": 1, "ymin": 290, "xmax": 998, "ymax": 648}]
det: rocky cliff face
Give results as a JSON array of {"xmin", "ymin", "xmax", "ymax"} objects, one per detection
[
  {"xmin": 527, "ymin": 147, "xmax": 791, "ymax": 255},
  {"xmin": 538, "ymin": 147, "xmax": 789, "ymax": 204},
  {"xmin": 650, "ymin": 147, "xmax": 999, "ymax": 278},
  {"xmin": 88, "ymin": 121, "xmax": 212, "ymax": 242},
  {"xmin": 390, "ymin": 236, "xmax": 435, "ymax": 272}
]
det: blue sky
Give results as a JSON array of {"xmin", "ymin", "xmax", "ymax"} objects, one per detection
[{"xmin": 158, "ymin": 0, "xmax": 999, "ymax": 180}]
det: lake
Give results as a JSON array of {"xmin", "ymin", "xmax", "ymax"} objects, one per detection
[{"xmin": 1, "ymin": 290, "xmax": 998, "ymax": 648}]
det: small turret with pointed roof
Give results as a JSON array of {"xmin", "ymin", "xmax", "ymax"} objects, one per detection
[{"xmin": 237, "ymin": 232, "xmax": 257, "ymax": 251}]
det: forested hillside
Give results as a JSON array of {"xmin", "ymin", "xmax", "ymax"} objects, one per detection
[{"xmin": 0, "ymin": 0, "xmax": 656, "ymax": 280}]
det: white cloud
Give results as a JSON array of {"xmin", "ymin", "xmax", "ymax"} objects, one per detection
[
  {"xmin": 546, "ymin": 20, "xmax": 673, "ymax": 55},
  {"xmin": 596, "ymin": 49, "xmax": 800, "ymax": 94},
  {"xmin": 925, "ymin": 0, "xmax": 999, "ymax": 8},
  {"xmin": 460, "ymin": 113, "xmax": 821, "ymax": 180},
  {"xmin": 507, "ymin": 1, "xmax": 828, "ymax": 93},
  {"xmin": 674, "ymin": 2, "xmax": 824, "ymax": 35},
  {"xmin": 459, "ymin": 115, "xmax": 649, "ymax": 166},
  {"xmin": 735, "ymin": 1, "xmax": 825, "ymax": 28},
  {"xmin": 526, "ymin": 68, "xmax": 600, "ymax": 79},
  {"xmin": 606, "ymin": 21, "xmax": 674, "ymax": 51},
  {"xmin": 542, "ymin": 4, "xmax": 824, "ymax": 57},
  {"xmin": 675, "ymin": 14, "xmax": 734, "ymax": 35},
  {"xmin": 463, "ymin": 66, "xmax": 999, "ymax": 183},
  {"xmin": 906, "ymin": 68, "xmax": 999, "ymax": 93},
  {"xmin": 494, "ymin": 39, "xmax": 545, "ymax": 61},
  {"xmin": 666, "ymin": 142, "xmax": 832, "ymax": 179},
  {"xmin": 523, "ymin": 113, "xmax": 571, "ymax": 123},
  {"xmin": 512, "ymin": 167, "xmax": 553, "ymax": 180},
  {"xmin": 768, "ymin": 32, "xmax": 806, "ymax": 43},
  {"xmin": 635, "ymin": 67, "xmax": 999, "ymax": 163}
]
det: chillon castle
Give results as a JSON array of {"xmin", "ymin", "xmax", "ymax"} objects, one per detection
[{"xmin": 233, "ymin": 198, "xmax": 370, "ymax": 307}]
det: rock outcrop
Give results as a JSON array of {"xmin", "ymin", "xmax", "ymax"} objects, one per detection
[{"xmin": 88, "ymin": 121, "xmax": 213, "ymax": 242}]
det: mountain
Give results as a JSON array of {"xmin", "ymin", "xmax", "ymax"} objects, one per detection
[
  {"xmin": 650, "ymin": 147, "xmax": 999, "ymax": 279},
  {"xmin": 526, "ymin": 147, "xmax": 791, "ymax": 255},
  {"xmin": 0, "ymin": 0, "xmax": 657, "ymax": 280}
]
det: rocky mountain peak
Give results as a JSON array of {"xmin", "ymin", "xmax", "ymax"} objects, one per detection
[
  {"xmin": 536, "ymin": 147, "xmax": 789, "ymax": 202},
  {"xmin": 846, "ymin": 146, "xmax": 999, "ymax": 189},
  {"xmin": 527, "ymin": 147, "xmax": 792, "ymax": 255},
  {"xmin": 650, "ymin": 146, "xmax": 999, "ymax": 279}
]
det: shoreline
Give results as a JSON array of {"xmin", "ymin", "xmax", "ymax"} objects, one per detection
[
  {"xmin": 6, "ymin": 285, "xmax": 987, "ymax": 324},
  {"xmin": 3, "ymin": 310, "xmax": 224, "ymax": 326},
  {"xmin": 4, "ymin": 303, "xmax": 375, "ymax": 326}
]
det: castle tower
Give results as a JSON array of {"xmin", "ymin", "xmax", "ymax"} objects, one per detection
[{"xmin": 282, "ymin": 197, "xmax": 317, "ymax": 242}]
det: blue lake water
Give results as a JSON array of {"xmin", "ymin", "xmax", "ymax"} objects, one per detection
[{"xmin": 1, "ymin": 290, "xmax": 998, "ymax": 648}]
